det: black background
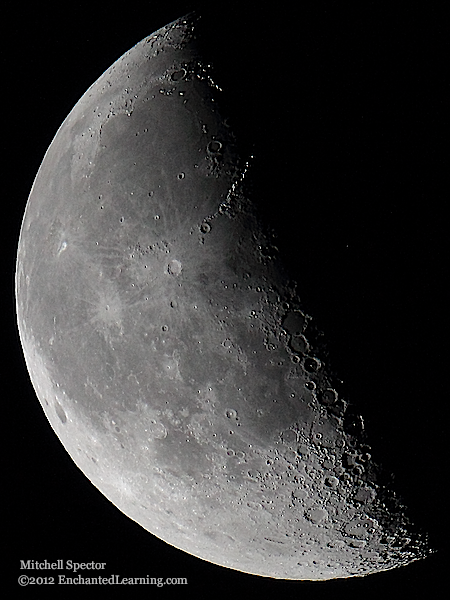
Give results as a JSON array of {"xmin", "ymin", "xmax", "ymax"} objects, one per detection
[{"xmin": 6, "ymin": 1, "xmax": 446, "ymax": 597}]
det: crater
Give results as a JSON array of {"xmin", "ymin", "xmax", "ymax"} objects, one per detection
[{"xmin": 54, "ymin": 401, "xmax": 67, "ymax": 424}]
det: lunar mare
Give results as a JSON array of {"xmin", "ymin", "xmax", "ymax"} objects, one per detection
[{"xmin": 16, "ymin": 14, "xmax": 430, "ymax": 579}]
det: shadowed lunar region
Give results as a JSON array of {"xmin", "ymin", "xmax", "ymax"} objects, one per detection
[{"xmin": 15, "ymin": 13, "xmax": 434, "ymax": 580}]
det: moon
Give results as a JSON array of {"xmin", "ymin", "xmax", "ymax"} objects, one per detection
[{"xmin": 15, "ymin": 13, "xmax": 432, "ymax": 580}]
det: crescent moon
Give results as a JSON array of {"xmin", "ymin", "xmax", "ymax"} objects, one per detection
[{"xmin": 15, "ymin": 13, "xmax": 432, "ymax": 580}]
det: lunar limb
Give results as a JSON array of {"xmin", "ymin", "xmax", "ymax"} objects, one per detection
[{"xmin": 16, "ymin": 14, "xmax": 431, "ymax": 579}]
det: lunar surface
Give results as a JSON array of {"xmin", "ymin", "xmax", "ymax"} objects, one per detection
[{"xmin": 16, "ymin": 14, "xmax": 431, "ymax": 579}]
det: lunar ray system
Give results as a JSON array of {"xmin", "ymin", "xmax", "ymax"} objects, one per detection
[{"xmin": 16, "ymin": 14, "xmax": 431, "ymax": 580}]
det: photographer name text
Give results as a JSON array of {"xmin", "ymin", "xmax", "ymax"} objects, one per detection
[{"xmin": 20, "ymin": 560, "xmax": 106, "ymax": 573}]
